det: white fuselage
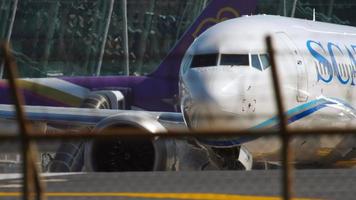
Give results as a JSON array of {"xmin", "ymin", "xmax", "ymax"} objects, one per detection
[{"xmin": 179, "ymin": 15, "xmax": 356, "ymax": 165}]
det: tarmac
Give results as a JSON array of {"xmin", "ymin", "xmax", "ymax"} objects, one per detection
[{"xmin": 0, "ymin": 169, "xmax": 355, "ymax": 200}]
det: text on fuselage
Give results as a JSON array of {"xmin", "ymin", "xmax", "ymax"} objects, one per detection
[{"xmin": 307, "ymin": 40, "xmax": 356, "ymax": 85}]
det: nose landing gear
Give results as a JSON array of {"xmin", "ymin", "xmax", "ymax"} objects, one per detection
[{"xmin": 212, "ymin": 145, "xmax": 253, "ymax": 170}]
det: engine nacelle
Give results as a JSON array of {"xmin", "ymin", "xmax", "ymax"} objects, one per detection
[
  {"xmin": 84, "ymin": 113, "xmax": 176, "ymax": 172},
  {"xmin": 81, "ymin": 89, "xmax": 131, "ymax": 110},
  {"xmin": 49, "ymin": 89, "xmax": 131, "ymax": 172}
]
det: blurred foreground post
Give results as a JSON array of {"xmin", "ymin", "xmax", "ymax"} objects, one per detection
[
  {"xmin": 1, "ymin": 43, "xmax": 46, "ymax": 200},
  {"xmin": 266, "ymin": 36, "xmax": 293, "ymax": 200}
]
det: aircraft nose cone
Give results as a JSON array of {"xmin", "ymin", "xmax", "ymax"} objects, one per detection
[
  {"xmin": 186, "ymin": 68, "xmax": 243, "ymax": 112},
  {"xmin": 183, "ymin": 68, "xmax": 246, "ymax": 130},
  {"xmin": 184, "ymin": 69, "xmax": 216, "ymax": 103}
]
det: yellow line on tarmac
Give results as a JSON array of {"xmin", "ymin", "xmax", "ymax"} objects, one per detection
[{"xmin": 0, "ymin": 192, "xmax": 320, "ymax": 200}]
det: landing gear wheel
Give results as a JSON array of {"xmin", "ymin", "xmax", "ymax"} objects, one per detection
[{"xmin": 212, "ymin": 145, "xmax": 253, "ymax": 170}]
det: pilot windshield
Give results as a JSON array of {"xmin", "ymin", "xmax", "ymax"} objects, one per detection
[
  {"xmin": 191, "ymin": 54, "xmax": 218, "ymax": 68},
  {"xmin": 260, "ymin": 54, "xmax": 271, "ymax": 69},
  {"xmin": 251, "ymin": 54, "xmax": 271, "ymax": 71},
  {"xmin": 220, "ymin": 54, "xmax": 249, "ymax": 66},
  {"xmin": 190, "ymin": 53, "xmax": 270, "ymax": 69}
]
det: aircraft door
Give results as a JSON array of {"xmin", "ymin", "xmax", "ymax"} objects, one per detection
[{"xmin": 276, "ymin": 32, "xmax": 308, "ymax": 102}]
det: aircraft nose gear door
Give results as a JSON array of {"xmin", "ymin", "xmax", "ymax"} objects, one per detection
[{"xmin": 276, "ymin": 32, "xmax": 308, "ymax": 102}]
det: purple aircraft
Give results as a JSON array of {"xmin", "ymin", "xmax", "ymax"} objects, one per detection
[{"xmin": 0, "ymin": 0, "xmax": 256, "ymax": 112}]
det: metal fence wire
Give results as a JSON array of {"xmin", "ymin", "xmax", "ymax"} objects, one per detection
[{"xmin": 0, "ymin": 36, "xmax": 356, "ymax": 200}]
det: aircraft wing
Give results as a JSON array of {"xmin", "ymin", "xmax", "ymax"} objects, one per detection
[
  {"xmin": 0, "ymin": 104, "xmax": 186, "ymax": 134},
  {"xmin": 0, "ymin": 105, "xmax": 211, "ymax": 172}
]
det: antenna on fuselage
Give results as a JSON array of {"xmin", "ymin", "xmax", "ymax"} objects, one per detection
[{"xmin": 313, "ymin": 8, "xmax": 316, "ymax": 21}]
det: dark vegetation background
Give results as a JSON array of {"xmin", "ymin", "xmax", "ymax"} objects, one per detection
[{"xmin": 0, "ymin": 0, "xmax": 354, "ymax": 78}]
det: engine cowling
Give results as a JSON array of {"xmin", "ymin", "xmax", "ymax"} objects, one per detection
[
  {"xmin": 49, "ymin": 90, "xmax": 127, "ymax": 172},
  {"xmin": 84, "ymin": 113, "xmax": 176, "ymax": 172}
]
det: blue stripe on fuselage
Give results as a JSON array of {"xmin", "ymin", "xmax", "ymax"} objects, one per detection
[{"xmin": 198, "ymin": 98, "xmax": 339, "ymax": 147}]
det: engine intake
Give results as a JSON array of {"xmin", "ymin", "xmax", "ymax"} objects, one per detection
[
  {"xmin": 87, "ymin": 135, "xmax": 168, "ymax": 171},
  {"xmin": 84, "ymin": 113, "xmax": 170, "ymax": 172}
]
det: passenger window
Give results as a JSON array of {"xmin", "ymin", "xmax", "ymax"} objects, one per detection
[
  {"xmin": 220, "ymin": 54, "xmax": 249, "ymax": 66},
  {"xmin": 260, "ymin": 54, "xmax": 271, "ymax": 69},
  {"xmin": 191, "ymin": 54, "xmax": 218, "ymax": 68},
  {"xmin": 251, "ymin": 54, "xmax": 262, "ymax": 71}
]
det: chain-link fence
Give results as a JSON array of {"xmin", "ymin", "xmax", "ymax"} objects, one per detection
[
  {"xmin": 0, "ymin": 35, "xmax": 356, "ymax": 200},
  {"xmin": 0, "ymin": 1, "xmax": 356, "ymax": 200}
]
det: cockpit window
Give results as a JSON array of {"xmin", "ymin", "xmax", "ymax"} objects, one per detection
[
  {"xmin": 251, "ymin": 54, "xmax": 262, "ymax": 71},
  {"xmin": 260, "ymin": 54, "xmax": 271, "ymax": 69},
  {"xmin": 191, "ymin": 54, "xmax": 218, "ymax": 68},
  {"xmin": 220, "ymin": 54, "xmax": 249, "ymax": 66}
]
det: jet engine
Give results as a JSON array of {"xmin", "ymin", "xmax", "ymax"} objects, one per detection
[
  {"xmin": 84, "ymin": 113, "xmax": 176, "ymax": 172},
  {"xmin": 49, "ymin": 90, "xmax": 130, "ymax": 172},
  {"xmin": 84, "ymin": 113, "xmax": 221, "ymax": 171}
]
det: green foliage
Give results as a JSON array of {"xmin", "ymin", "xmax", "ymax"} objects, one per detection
[{"xmin": 0, "ymin": 0, "xmax": 354, "ymax": 78}]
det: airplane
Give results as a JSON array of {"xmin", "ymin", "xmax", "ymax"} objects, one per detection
[
  {"xmin": 178, "ymin": 14, "xmax": 356, "ymax": 168},
  {"xmin": 1, "ymin": 1, "xmax": 356, "ymax": 172},
  {"xmin": 0, "ymin": 0, "xmax": 257, "ymax": 171}
]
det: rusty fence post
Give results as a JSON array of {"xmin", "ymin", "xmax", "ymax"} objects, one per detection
[
  {"xmin": 266, "ymin": 36, "xmax": 293, "ymax": 200},
  {"xmin": 1, "ymin": 43, "xmax": 45, "ymax": 200}
]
